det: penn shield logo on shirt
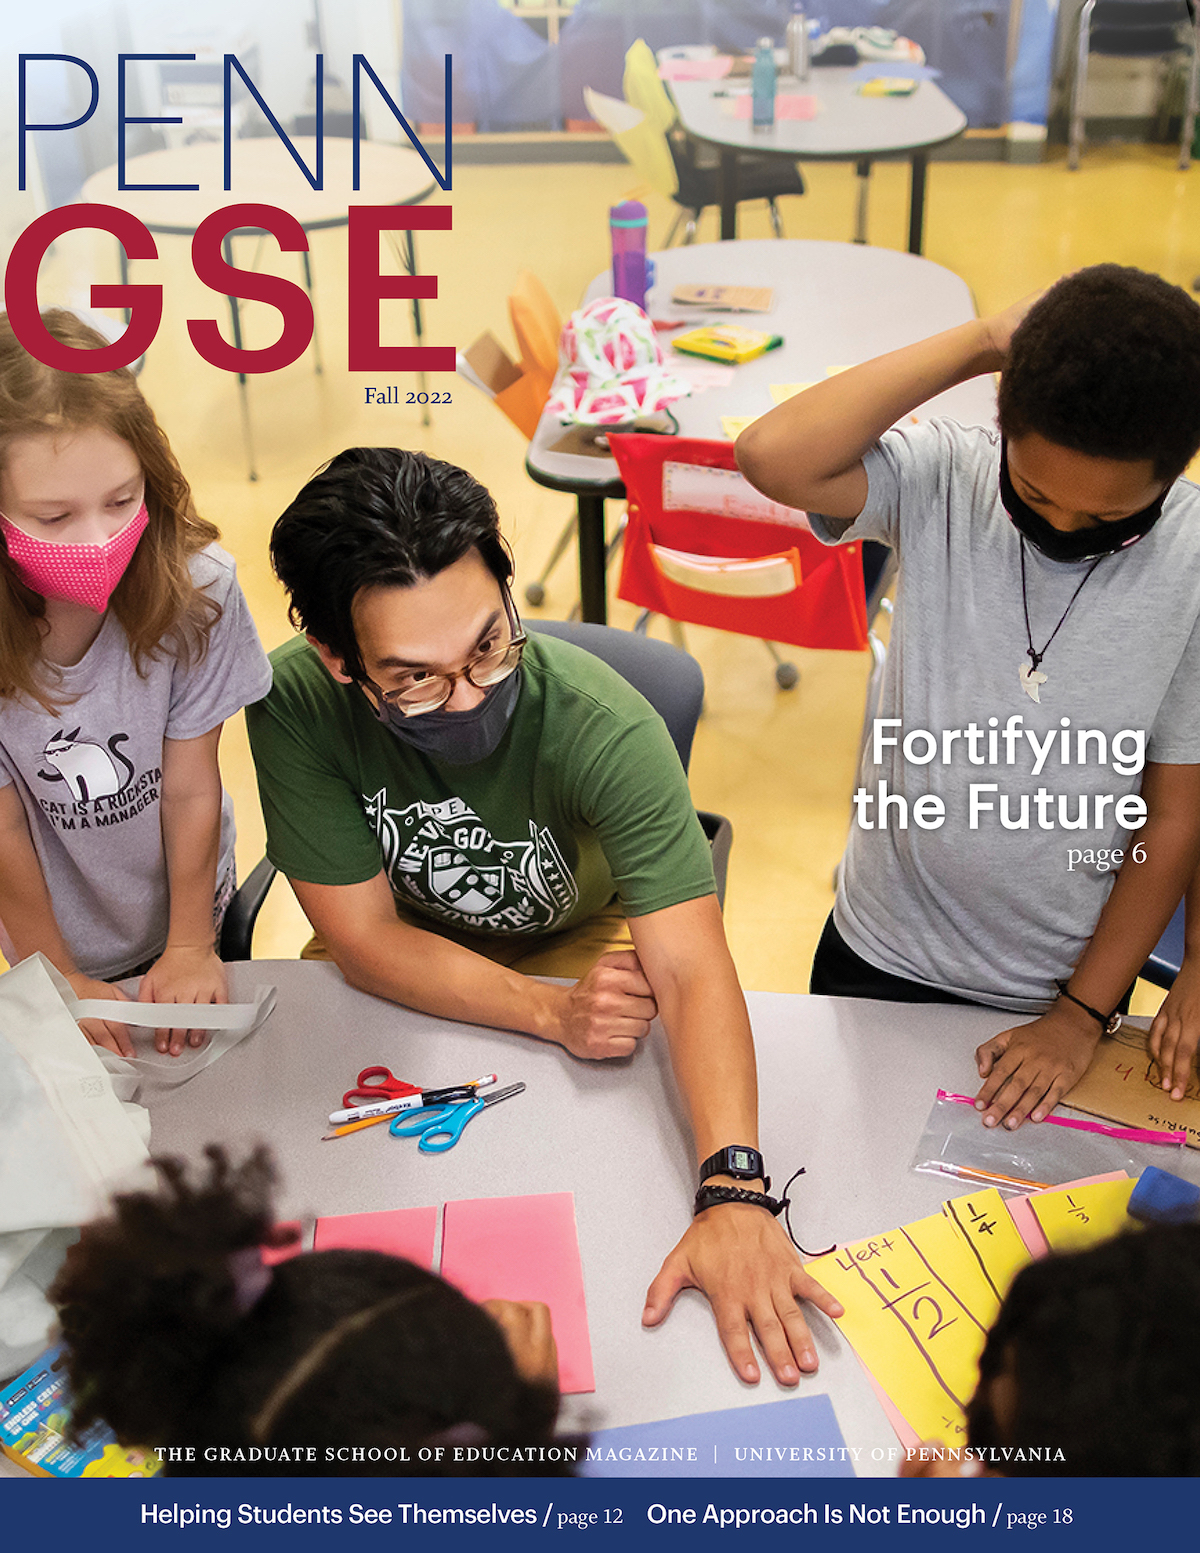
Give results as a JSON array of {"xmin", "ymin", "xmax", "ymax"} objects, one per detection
[{"xmin": 363, "ymin": 791, "xmax": 578, "ymax": 932}]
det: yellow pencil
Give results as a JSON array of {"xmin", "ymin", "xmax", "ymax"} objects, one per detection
[{"xmin": 321, "ymin": 1114, "xmax": 390, "ymax": 1142}]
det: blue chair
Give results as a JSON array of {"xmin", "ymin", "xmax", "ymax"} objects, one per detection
[
  {"xmin": 221, "ymin": 622, "xmax": 732, "ymax": 958},
  {"xmin": 1142, "ymin": 898, "xmax": 1186, "ymax": 988}
]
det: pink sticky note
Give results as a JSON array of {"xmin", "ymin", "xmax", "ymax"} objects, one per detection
[
  {"xmin": 659, "ymin": 56, "xmax": 734, "ymax": 82},
  {"xmin": 440, "ymin": 1192, "xmax": 595, "ymax": 1395},
  {"xmin": 313, "ymin": 1205, "xmax": 439, "ymax": 1269},
  {"xmin": 732, "ymin": 93, "xmax": 819, "ymax": 120}
]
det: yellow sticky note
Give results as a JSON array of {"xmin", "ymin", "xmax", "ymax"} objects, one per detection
[
  {"xmin": 770, "ymin": 382, "xmax": 817, "ymax": 404},
  {"xmin": 809, "ymin": 1197, "xmax": 1018, "ymax": 1444},
  {"xmin": 826, "ymin": 364, "xmax": 854, "ymax": 376},
  {"xmin": 1029, "ymin": 1178, "xmax": 1135, "ymax": 1254},
  {"xmin": 720, "ymin": 414, "xmax": 760, "ymax": 440},
  {"xmin": 941, "ymin": 1188, "xmax": 1031, "ymax": 1305}
]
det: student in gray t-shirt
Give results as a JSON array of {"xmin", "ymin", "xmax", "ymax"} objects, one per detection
[
  {"xmin": 0, "ymin": 310, "xmax": 271, "ymax": 1060},
  {"xmin": 735, "ymin": 266, "xmax": 1200, "ymax": 1133}
]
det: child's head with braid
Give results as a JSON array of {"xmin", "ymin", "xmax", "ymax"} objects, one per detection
[{"xmin": 50, "ymin": 1146, "xmax": 570, "ymax": 1476}]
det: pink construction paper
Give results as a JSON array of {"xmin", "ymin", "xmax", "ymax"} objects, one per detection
[
  {"xmin": 440, "ymin": 1192, "xmax": 595, "ymax": 1395},
  {"xmin": 868, "ymin": 1371, "xmax": 922, "ymax": 1450},
  {"xmin": 313, "ymin": 1205, "xmax": 439, "ymax": 1269},
  {"xmin": 731, "ymin": 94, "xmax": 818, "ymax": 120},
  {"xmin": 659, "ymin": 56, "xmax": 734, "ymax": 82},
  {"xmin": 1005, "ymin": 1173, "xmax": 1128, "ymax": 1260}
]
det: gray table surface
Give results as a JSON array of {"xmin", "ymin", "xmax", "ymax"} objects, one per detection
[
  {"xmin": 526, "ymin": 238, "xmax": 996, "ymax": 496},
  {"xmin": 668, "ymin": 68, "xmax": 967, "ymax": 162},
  {"xmin": 125, "ymin": 960, "xmax": 1197, "ymax": 1476}
]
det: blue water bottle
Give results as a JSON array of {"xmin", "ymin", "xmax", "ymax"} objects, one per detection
[{"xmin": 752, "ymin": 38, "xmax": 777, "ymax": 129}]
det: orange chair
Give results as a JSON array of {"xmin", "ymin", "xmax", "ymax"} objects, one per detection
[{"xmin": 490, "ymin": 269, "xmax": 561, "ymax": 440}]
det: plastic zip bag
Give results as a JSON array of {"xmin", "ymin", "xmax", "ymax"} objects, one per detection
[{"xmin": 911, "ymin": 1090, "xmax": 1188, "ymax": 1195}]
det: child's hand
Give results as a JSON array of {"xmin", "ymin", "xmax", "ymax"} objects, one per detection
[
  {"xmin": 66, "ymin": 973, "xmax": 135, "ymax": 1059},
  {"xmin": 482, "ymin": 1299, "xmax": 559, "ymax": 1389},
  {"xmin": 974, "ymin": 999, "xmax": 1101, "ymax": 1129},
  {"xmin": 1149, "ymin": 960, "xmax": 1200, "ymax": 1101},
  {"xmin": 138, "ymin": 946, "xmax": 227, "ymax": 1057},
  {"xmin": 981, "ymin": 289, "xmax": 1045, "ymax": 367}
]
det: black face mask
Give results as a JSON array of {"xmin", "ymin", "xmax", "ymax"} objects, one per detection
[
  {"xmin": 368, "ymin": 669, "xmax": 522, "ymax": 766},
  {"xmin": 999, "ymin": 440, "xmax": 1168, "ymax": 562}
]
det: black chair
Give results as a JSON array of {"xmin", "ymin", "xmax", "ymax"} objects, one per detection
[
  {"xmin": 1067, "ymin": 0, "xmax": 1199, "ymax": 170},
  {"xmin": 219, "ymin": 623, "xmax": 732, "ymax": 960}
]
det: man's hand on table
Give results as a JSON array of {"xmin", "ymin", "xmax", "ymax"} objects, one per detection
[
  {"xmin": 547, "ymin": 950, "xmax": 658, "ymax": 1059},
  {"xmin": 974, "ymin": 1000, "xmax": 1100, "ymax": 1129},
  {"xmin": 641, "ymin": 1200, "xmax": 843, "ymax": 1385}
]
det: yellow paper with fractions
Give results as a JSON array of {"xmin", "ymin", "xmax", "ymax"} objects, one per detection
[
  {"xmin": 940, "ymin": 1188, "xmax": 1031, "ymax": 1305},
  {"xmin": 809, "ymin": 1202, "xmax": 1010, "ymax": 1444},
  {"xmin": 720, "ymin": 414, "xmax": 760, "ymax": 440},
  {"xmin": 1029, "ymin": 1178, "xmax": 1135, "ymax": 1254},
  {"xmin": 770, "ymin": 382, "xmax": 817, "ymax": 403}
]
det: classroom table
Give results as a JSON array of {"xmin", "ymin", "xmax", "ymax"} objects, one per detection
[
  {"xmin": 666, "ymin": 68, "xmax": 968, "ymax": 252},
  {"xmin": 123, "ymin": 958, "xmax": 1200, "ymax": 1477},
  {"xmin": 80, "ymin": 139, "xmax": 440, "ymax": 478},
  {"xmin": 524, "ymin": 238, "xmax": 996, "ymax": 623}
]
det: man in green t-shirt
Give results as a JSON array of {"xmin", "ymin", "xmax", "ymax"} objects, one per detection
[{"xmin": 246, "ymin": 446, "xmax": 840, "ymax": 1387}]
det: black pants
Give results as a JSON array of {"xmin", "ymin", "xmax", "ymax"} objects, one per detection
[
  {"xmin": 809, "ymin": 914, "xmax": 986, "ymax": 1007},
  {"xmin": 809, "ymin": 913, "xmax": 1135, "ymax": 1015}
]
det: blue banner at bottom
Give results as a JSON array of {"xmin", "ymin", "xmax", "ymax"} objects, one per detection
[{"xmin": 0, "ymin": 1474, "xmax": 1183, "ymax": 1545}]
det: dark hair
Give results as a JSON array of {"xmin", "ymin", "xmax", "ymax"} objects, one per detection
[
  {"xmin": 997, "ymin": 265, "xmax": 1200, "ymax": 481},
  {"xmin": 967, "ymin": 1224, "xmax": 1200, "ymax": 1475},
  {"xmin": 270, "ymin": 447, "xmax": 513, "ymax": 679},
  {"xmin": 49, "ymin": 1147, "xmax": 570, "ymax": 1477}
]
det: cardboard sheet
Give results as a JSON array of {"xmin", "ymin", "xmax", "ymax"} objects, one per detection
[
  {"xmin": 1066, "ymin": 1021, "xmax": 1200, "ymax": 1147},
  {"xmin": 440, "ymin": 1191, "xmax": 595, "ymax": 1395},
  {"xmin": 312, "ymin": 1205, "xmax": 439, "ymax": 1270},
  {"xmin": 580, "ymin": 1395, "xmax": 853, "ymax": 1478}
]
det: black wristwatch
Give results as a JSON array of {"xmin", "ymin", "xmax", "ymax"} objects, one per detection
[{"xmin": 698, "ymin": 1146, "xmax": 768, "ymax": 1190}]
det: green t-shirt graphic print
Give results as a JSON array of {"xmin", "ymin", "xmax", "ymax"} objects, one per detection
[{"xmin": 246, "ymin": 632, "xmax": 715, "ymax": 939}]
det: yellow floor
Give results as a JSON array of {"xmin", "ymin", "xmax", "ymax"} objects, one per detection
[{"xmin": 38, "ymin": 140, "xmax": 1200, "ymax": 1013}]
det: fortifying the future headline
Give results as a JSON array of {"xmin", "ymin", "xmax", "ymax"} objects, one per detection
[{"xmin": 854, "ymin": 716, "xmax": 1148, "ymax": 833}]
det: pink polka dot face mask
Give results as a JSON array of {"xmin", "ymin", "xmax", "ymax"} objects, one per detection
[{"xmin": 0, "ymin": 502, "xmax": 149, "ymax": 613}]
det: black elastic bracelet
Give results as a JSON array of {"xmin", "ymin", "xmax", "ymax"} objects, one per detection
[
  {"xmin": 694, "ymin": 1184, "xmax": 785, "ymax": 1217},
  {"xmin": 1054, "ymin": 979, "xmax": 1122, "ymax": 1036}
]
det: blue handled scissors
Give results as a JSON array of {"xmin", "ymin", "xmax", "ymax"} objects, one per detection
[{"xmin": 388, "ymin": 1082, "xmax": 525, "ymax": 1153}]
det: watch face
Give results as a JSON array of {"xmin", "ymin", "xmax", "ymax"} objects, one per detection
[{"xmin": 730, "ymin": 1149, "xmax": 756, "ymax": 1173}]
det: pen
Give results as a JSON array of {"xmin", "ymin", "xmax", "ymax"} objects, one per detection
[{"xmin": 327, "ymin": 1073, "xmax": 498, "ymax": 1127}]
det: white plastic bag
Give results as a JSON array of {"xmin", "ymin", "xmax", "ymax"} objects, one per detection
[{"xmin": 0, "ymin": 954, "xmax": 275, "ymax": 1378}]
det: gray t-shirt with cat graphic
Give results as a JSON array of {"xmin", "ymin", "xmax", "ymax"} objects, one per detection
[{"xmin": 0, "ymin": 545, "xmax": 271, "ymax": 978}]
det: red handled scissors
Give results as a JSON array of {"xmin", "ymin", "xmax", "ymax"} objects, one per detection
[{"xmin": 342, "ymin": 1067, "xmax": 422, "ymax": 1108}]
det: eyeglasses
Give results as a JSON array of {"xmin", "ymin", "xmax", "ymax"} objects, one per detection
[{"xmin": 363, "ymin": 585, "xmax": 527, "ymax": 717}]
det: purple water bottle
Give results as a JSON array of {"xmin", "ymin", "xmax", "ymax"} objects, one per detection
[{"xmin": 610, "ymin": 200, "xmax": 649, "ymax": 312}]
